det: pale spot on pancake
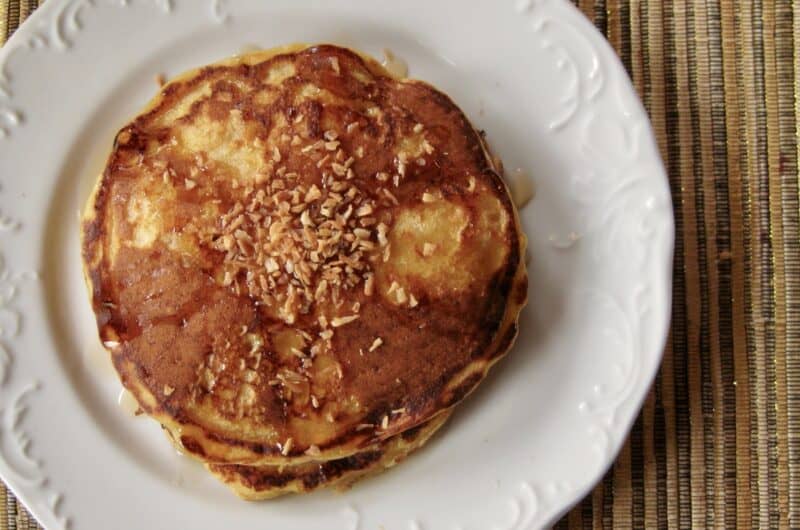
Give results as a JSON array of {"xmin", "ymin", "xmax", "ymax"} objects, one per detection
[
  {"xmin": 177, "ymin": 108, "xmax": 267, "ymax": 180},
  {"xmin": 376, "ymin": 191, "xmax": 510, "ymax": 300},
  {"xmin": 126, "ymin": 181, "xmax": 177, "ymax": 249},
  {"xmin": 155, "ymin": 83, "xmax": 212, "ymax": 125},
  {"xmin": 265, "ymin": 60, "xmax": 296, "ymax": 84}
]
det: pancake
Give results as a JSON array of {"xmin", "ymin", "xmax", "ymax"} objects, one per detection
[
  {"xmin": 205, "ymin": 410, "xmax": 449, "ymax": 500},
  {"xmin": 82, "ymin": 44, "xmax": 528, "ymax": 466}
]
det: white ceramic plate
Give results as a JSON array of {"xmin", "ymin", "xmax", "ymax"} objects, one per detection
[{"xmin": 0, "ymin": 1, "xmax": 673, "ymax": 528}]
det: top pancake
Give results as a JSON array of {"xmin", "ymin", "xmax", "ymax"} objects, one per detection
[{"xmin": 82, "ymin": 44, "xmax": 527, "ymax": 465}]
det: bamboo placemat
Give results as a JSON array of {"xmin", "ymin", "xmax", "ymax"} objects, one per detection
[{"xmin": 2, "ymin": 1, "xmax": 799, "ymax": 528}]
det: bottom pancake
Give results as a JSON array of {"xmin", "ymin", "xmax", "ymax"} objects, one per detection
[{"xmin": 205, "ymin": 411, "xmax": 450, "ymax": 500}]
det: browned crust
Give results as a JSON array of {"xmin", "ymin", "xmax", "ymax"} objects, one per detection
[{"xmin": 206, "ymin": 410, "xmax": 450, "ymax": 499}]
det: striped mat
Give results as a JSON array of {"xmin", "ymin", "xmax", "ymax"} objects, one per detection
[{"xmin": 2, "ymin": 1, "xmax": 798, "ymax": 528}]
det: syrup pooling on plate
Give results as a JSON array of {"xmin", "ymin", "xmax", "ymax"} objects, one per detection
[
  {"xmin": 117, "ymin": 388, "xmax": 141, "ymax": 416},
  {"xmin": 509, "ymin": 168, "xmax": 534, "ymax": 208},
  {"xmin": 380, "ymin": 49, "xmax": 409, "ymax": 78}
]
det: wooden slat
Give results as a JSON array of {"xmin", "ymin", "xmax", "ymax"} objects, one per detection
[
  {"xmin": 763, "ymin": 2, "xmax": 789, "ymax": 529},
  {"xmin": 692, "ymin": 0, "xmax": 726, "ymax": 525},
  {"xmin": 740, "ymin": 0, "xmax": 773, "ymax": 526},
  {"xmin": 671, "ymin": 2, "xmax": 706, "ymax": 528},
  {"xmin": 789, "ymin": 2, "xmax": 800, "ymax": 528},
  {"xmin": 644, "ymin": 1, "xmax": 681, "ymax": 528},
  {"xmin": 718, "ymin": 2, "xmax": 753, "ymax": 527}
]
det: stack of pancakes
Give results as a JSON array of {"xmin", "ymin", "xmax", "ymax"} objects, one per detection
[{"xmin": 81, "ymin": 44, "xmax": 527, "ymax": 499}]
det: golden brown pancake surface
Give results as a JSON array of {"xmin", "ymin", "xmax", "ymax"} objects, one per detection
[
  {"xmin": 205, "ymin": 410, "xmax": 450, "ymax": 500},
  {"xmin": 82, "ymin": 44, "xmax": 527, "ymax": 466}
]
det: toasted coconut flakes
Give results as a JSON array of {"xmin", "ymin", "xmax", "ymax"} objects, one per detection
[
  {"xmin": 364, "ymin": 274, "xmax": 375, "ymax": 296},
  {"xmin": 422, "ymin": 191, "xmax": 437, "ymax": 203},
  {"xmin": 375, "ymin": 171, "xmax": 389, "ymax": 182},
  {"xmin": 305, "ymin": 184, "xmax": 322, "ymax": 202},
  {"xmin": 184, "ymin": 178, "xmax": 197, "ymax": 190},
  {"xmin": 315, "ymin": 279, "xmax": 328, "ymax": 299},
  {"xmin": 319, "ymin": 329, "xmax": 333, "ymax": 340},
  {"xmin": 163, "ymin": 385, "xmax": 175, "ymax": 396},
  {"xmin": 341, "ymin": 203, "xmax": 354, "ymax": 221},
  {"xmin": 281, "ymin": 437, "xmax": 293, "ymax": 456},
  {"xmin": 422, "ymin": 139, "xmax": 435, "ymax": 154},
  {"xmin": 381, "ymin": 415, "xmax": 389, "ymax": 429},
  {"xmin": 369, "ymin": 337, "xmax": 383, "ymax": 352},
  {"xmin": 324, "ymin": 130, "xmax": 338, "ymax": 141},
  {"xmin": 355, "ymin": 146, "xmax": 365, "ymax": 158},
  {"xmin": 325, "ymin": 411, "xmax": 336, "ymax": 423},
  {"xmin": 413, "ymin": 123, "xmax": 424, "ymax": 133},
  {"xmin": 409, "ymin": 293, "xmax": 419, "ymax": 307},
  {"xmin": 202, "ymin": 127, "xmax": 382, "ymax": 326},
  {"xmin": 356, "ymin": 423, "xmax": 373, "ymax": 431},
  {"xmin": 311, "ymin": 395, "xmax": 320, "ymax": 408},
  {"xmin": 355, "ymin": 204, "xmax": 373, "ymax": 219},
  {"xmin": 316, "ymin": 154, "xmax": 331, "ymax": 168},
  {"xmin": 353, "ymin": 228, "xmax": 371, "ymax": 240},
  {"xmin": 272, "ymin": 146, "xmax": 282, "ymax": 162},
  {"xmin": 330, "ymin": 56, "xmax": 340, "ymax": 74},
  {"xmin": 395, "ymin": 287, "xmax": 408, "ymax": 304},
  {"xmin": 417, "ymin": 158, "xmax": 426, "ymax": 166},
  {"xmin": 305, "ymin": 444, "xmax": 321, "ymax": 456},
  {"xmin": 376, "ymin": 223, "xmax": 389, "ymax": 246},
  {"xmin": 331, "ymin": 314, "xmax": 359, "ymax": 327},
  {"xmin": 228, "ymin": 215, "xmax": 245, "ymax": 232},
  {"xmin": 422, "ymin": 242, "xmax": 437, "ymax": 256},
  {"xmin": 325, "ymin": 141, "xmax": 340, "ymax": 151},
  {"xmin": 467, "ymin": 175, "xmax": 476, "ymax": 192},
  {"xmin": 291, "ymin": 135, "xmax": 302, "ymax": 146},
  {"xmin": 347, "ymin": 122, "xmax": 359, "ymax": 133},
  {"xmin": 382, "ymin": 188, "xmax": 399, "ymax": 205},
  {"xmin": 265, "ymin": 257, "xmax": 280, "ymax": 273}
]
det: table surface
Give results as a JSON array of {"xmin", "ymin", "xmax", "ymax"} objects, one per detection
[{"xmin": 2, "ymin": 1, "xmax": 798, "ymax": 528}]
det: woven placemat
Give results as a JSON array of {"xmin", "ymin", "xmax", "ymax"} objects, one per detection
[{"xmin": 3, "ymin": 1, "xmax": 799, "ymax": 528}]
